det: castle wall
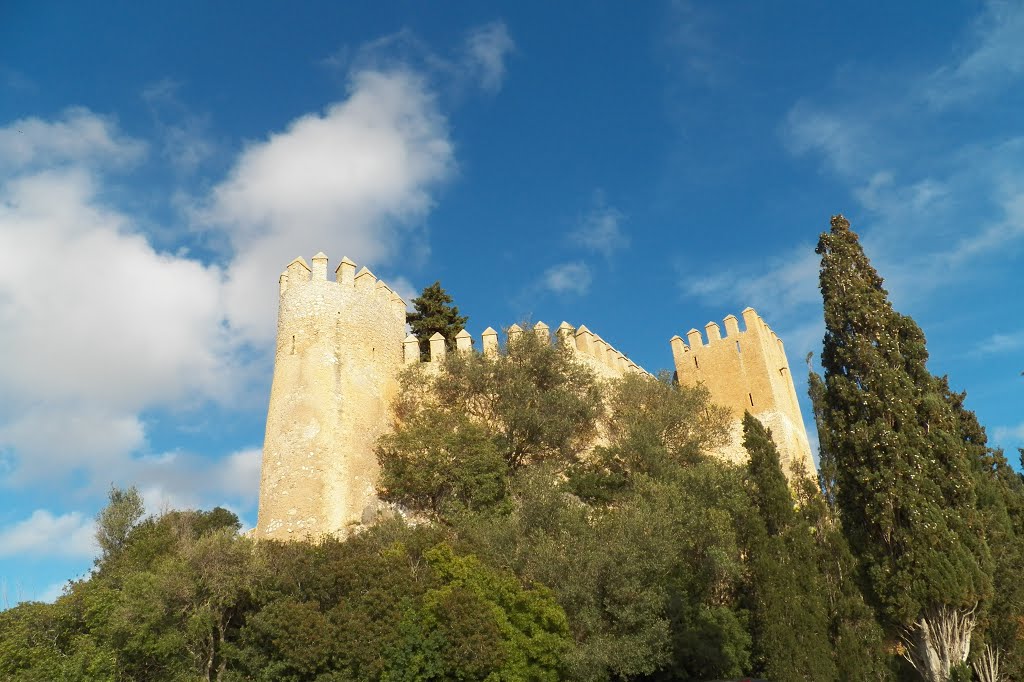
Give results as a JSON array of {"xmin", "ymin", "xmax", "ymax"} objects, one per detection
[
  {"xmin": 257, "ymin": 254, "xmax": 817, "ymax": 542},
  {"xmin": 671, "ymin": 307, "xmax": 815, "ymax": 477},
  {"xmin": 255, "ymin": 254, "xmax": 406, "ymax": 540}
]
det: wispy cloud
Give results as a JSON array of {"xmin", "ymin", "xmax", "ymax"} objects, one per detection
[
  {"xmin": 684, "ymin": 246, "xmax": 820, "ymax": 315},
  {"xmin": 923, "ymin": 0, "xmax": 1024, "ymax": 107},
  {"xmin": 463, "ymin": 22, "xmax": 516, "ymax": 93},
  {"xmin": 570, "ymin": 195, "xmax": 629, "ymax": 259},
  {"xmin": 0, "ymin": 107, "xmax": 146, "ymax": 173},
  {"xmin": 663, "ymin": 0, "xmax": 731, "ymax": 85},
  {"xmin": 780, "ymin": 30, "xmax": 1024, "ymax": 307},
  {"xmin": 323, "ymin": 21, "xmax": 515, "ymax": 96},
  {"xmin": 0, "ymin": 65, "xmax": 36, "ymax": 94},
  {"xmin": 971, "ymin": 330, "xmax": 1024, "ymax": 356},
  {"xmin": 541, "ymin": 262, "xmax": 592, "ymax": 296},
  {"xmin": 142, "ymin": 79, "xmax": 215, "ymax": 174},
  {"xmin": 993, "ymin": 421, "xmax": 1024, "ymax": 450}
]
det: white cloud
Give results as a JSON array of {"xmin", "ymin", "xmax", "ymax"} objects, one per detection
[
  {"xmin": 542, "ymin": 262, "xmax": 592, "ymax": 296},
  {"xmin": 206, "ymin": 68, "xmax": 454, "ymax": 343},
  {"xmin": 0, "ymin": 408, "xmax": 145, "ymax": 481},
  {"xmin": 0, "ymin": 107, "xmax": 146, "ymax": 173},
  {"xmin": 0, "ymin": 510, "xmax": 98, "ymax": 559},
  {"xmin": 463, "ymin": 22, "xmax": 515, "ymax": 93},
  {"xmin": 0, "ymin": 110, "xmax": 244, "ymax": 487},
  {"xmin": 571, "ymin": 198, "xmax": 628, "ymax": 258},
  {"xmin": 214, "ymin": 447, "xmax": 263, "ymax": 499},
  {"xmin": 0, "ymin": 39, "xmax": 462, "ymax": 524},
  {"xmin": 924, "ymin": 0, "xmax": 1024, "ymax": 107},
  {"xmin": 129, "ymin": 447, "xmax": 262, "ymax": 516}
]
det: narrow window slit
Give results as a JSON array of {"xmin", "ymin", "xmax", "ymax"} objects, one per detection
[{"xmin": 749, "ymin": 393, "xmax": 754, "ymax": 406}]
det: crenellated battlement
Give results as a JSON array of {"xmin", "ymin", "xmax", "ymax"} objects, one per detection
[
  {"xmin": 400, "ymin": 321, "xmax": 647, "ymax": 379},
  {"xmin": 257, "ymin": 254, "xmax": 817, "ymax": 542},
  {"xmin": 278, "ymin": 253, "xmax": 407, "ymax": 323}
]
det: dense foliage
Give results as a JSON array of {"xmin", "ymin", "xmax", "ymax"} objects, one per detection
[
  {"xmin": 4, "ymin": 219, "xmax": 1022, "ymax": 681},
  {"xmin": 406, "ymin": 281, "xmax": 469, "ymax": 360}
]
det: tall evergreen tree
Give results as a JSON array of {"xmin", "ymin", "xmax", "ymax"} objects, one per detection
[
  {"xmin": 940, "ymin": 380, "xmax": 1024, "ymax": 680},
  {"xmin": 741, "ymin": 412, "xmax": 837, "ymax": 681},
  {"xmin": 812, "ymin": 215, "xmax": 991, "ymax": 682},
  {"xmin": 407, "ymin": 281, "xmax": 469, "ymax": 360}
]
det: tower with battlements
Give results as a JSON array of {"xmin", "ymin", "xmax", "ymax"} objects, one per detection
[
  {"xmin": 670, "ymin": 307, "xmax": 815, "ymax": 476},
  {"xmin": 256, "ymin": 253, "xmax": 816, "ymax": 540},
  {"xmin": 256, "ymin": 253, "xmax": 407, "ymax": 540}
]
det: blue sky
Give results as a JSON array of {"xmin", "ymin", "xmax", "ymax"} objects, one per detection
[{"xmin": 1, "ymin": 1, "xmax": 1022, "ymax": 605}]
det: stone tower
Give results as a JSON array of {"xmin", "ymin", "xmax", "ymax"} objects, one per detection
[
  {"xmin": 254, "ymin": 253, "xmax": 407, "ymax": 540},
  {"xmin": 670, "ymin": 307, "xmax": 815, "ymax": 476}
]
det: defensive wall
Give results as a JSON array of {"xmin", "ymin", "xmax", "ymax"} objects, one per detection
[{"xmin": 255, "ymin": 253, "xmax": 816, "ymax": 541}]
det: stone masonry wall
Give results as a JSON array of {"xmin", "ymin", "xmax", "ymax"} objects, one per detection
[
  {"xmin": 256, "ymin": 254, "xmax": 406, "ymax": 540},
  {"xmin": 671, "ymin": 307, "xmax": 816, "ymax": 478},
  {"xmin": 256, "ymin": 253, "xmax": 817, "ymax": 541}
]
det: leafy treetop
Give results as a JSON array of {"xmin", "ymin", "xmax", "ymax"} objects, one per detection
[{"xmin": 407, "ymin": 281, "xmax": 469, "ymax": 360}]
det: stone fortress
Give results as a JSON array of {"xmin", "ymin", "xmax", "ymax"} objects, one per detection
[{"xmin": 255, "ymin": 253, "xmax": 816, "ymax": 541}]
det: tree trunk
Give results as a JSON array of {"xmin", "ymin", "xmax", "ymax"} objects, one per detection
[
  {"xmin": 902, "ymin": 604, "xmax": 977, "ymax": 682},
  {"xmin": 972, "ymin": 645, "xmax": 1001, "ymax": 682}
]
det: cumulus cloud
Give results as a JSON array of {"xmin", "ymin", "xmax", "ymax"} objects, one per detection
[
  {"xmin": 0, "ymin": 171, "xmax": 232, "ymax": 409},
  {"xmin": 463, "ymin": 22, "xmax": 515, "ymax": 93},
  {"xmin": 0, "ymin": 34, "xmax": 465, "ymax": 541},
  {"xmin": 542, "ymin": 262, "xmax": 592, "ymax": 296},
  {"xmin": 130, "ymin": 447, "xmax": 262, "ymax": 518},
  {"xmin": 0, "ymin": 55, "xmax": 459, "ymax": 491},
  {"xmin": 0, "ymin": 111, "xmax": 242, "ymax": 486},
  {"xmin": 206, "ymin": 68, "xmax": 454, "ymax": 343},
  {"xmin": 0, "ymin": 510, "xmax": 98, "ymax": 559}
]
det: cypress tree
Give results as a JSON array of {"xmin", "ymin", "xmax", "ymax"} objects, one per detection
[
  {"xmin": 741, "ymin": 412, "xmax": 837, "ymax": 681},
  {"xmin": 406, "ymin": 281, "xmax": 469, "ymax": 360},
  {"xmin": 941, "ymin": 381, "xmax": 1024, "ymax": 679},
  {"xmin": 812, "ymin": 215, "xmax": 991, "ymax": 681}
]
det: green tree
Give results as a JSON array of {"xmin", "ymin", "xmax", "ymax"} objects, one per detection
[
  {"xmin": 376, "ymin": 411, "xmax": 509, "ymax": 521},
  {"xmin": 812, "ymin": 215, "xmax": 991, "ymax": 682},
  {"xmin": 740, "ymin": 413, "xmax": 837, "ymax": 681},
  {"xmin": 407, "ymin": 281, "xmax": 469, "ymax": 359},
  {"xmin": 454, "ymin": 370, "xmax": 756, "ymax": 681},
  {"xmin": 95, "ymin": 485, "xmax": 145, "ymax": 561},
  {"xmin": 382, "ymin": 327, "xmax": 603, "ymax": 485},
  {"xmin": 567, "ymin": 371, "xmax": 730, "ymax": 504},
  {"xmin": 941, "ymin": 381, "xmax": 1024, "ymax": 680}
]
